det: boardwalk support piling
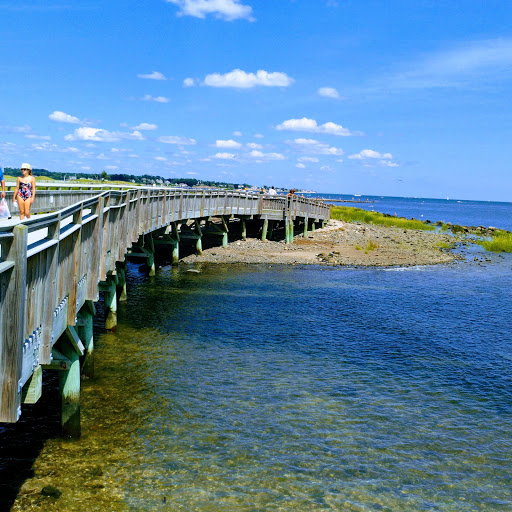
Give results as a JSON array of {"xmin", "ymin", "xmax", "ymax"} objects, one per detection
[
  {"xmin": 77, "ymin": 301, "xmax": 95, "ymax": 378},
  {"xmin": 102, "ymin": 275, "xmax": 117, "ymax": 331},
  {"xmin": 58, "ymin": 333, "xmax": 82, "ymax": 439},
  {"xmin": 241, "ymin": 218, "xmax": 247, "ymax": 240},
  {"xmin": 116, "ymin": 262, "xmax": 127, "ymax": 302},
  {"xmin": 261, "ymin": 218, "xmax": 269, "ymax": 241}
]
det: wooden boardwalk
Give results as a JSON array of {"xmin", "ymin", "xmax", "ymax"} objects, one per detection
[{"xmin": 0, "ymin": 185, "xmax": 330, "ymax": 434}]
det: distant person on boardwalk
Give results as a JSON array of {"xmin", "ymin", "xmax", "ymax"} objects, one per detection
[
  {"xmin": 268, "ymin": 186, "xmax": 277, "ymax": 196},
  {"xmin": 287, "ymin": 189, "xmax": 296, "ymax": 197},
  {"xmin": 260, "ymin": 187, "xmax": 266, "ymax": 194},
  {"xmin": 0, "ymin": 165, "xmax": 5, "ymax": 199},
  {"xmin": 12, "ymin": 163, "xmax": 36, "ymax": 219}
]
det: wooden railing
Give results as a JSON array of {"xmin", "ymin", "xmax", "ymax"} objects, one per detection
[{"xmin": 0, "ymin": 186, "xmax": 330, "ymax": 423}]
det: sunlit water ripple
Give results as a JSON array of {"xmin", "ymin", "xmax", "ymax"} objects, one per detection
[{"xmin": 6, "ymin": 257, "xmax": 512, "ymax": 511}]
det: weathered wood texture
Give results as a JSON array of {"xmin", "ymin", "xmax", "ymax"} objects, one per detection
[{"xmin": 0, "ymin": 187, "xmax": 330, "ymax": 422}]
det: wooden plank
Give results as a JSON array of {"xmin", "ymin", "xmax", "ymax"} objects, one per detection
[
  {"xmin": 0, "ymin": 224, "xmax": 28, "ymax": 422},
  {"xmin": 22, "ymin": 365, "xmax": 42, "ymax": 404},
  {"xmin": 64, "ymin": 326, "xmax": 85, "ymax": 356}
]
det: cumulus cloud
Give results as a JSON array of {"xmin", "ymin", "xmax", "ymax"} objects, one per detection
[
  {"xmin": 289, "ymin": 138, "xmax": 344, "ymax": 156},
  {"xmin": 49, "ymin": 111, "xmax": 82, "ymax": 124},
  {"xmin": 348, "ymin": 149, "xmax": 393, "ymax": 160},
  {"xmin": 248, "ymin": 150, "xmax": 285, "ymax": 160},
  {"xmin": 157, "ymin": 135, "xmax": 197, "ymax": 145},
  {"xmin": 64, "ymin": 127, "xmax": 145, "ymax": 142},
  {"xmin": 166, "ymin": 0, "xmax": 254, "ymax": 21},
  {"xmin": 233, "ymin": 131, "xmax": 242, "ymax": 137},
  {"xmin": 298, "ymin": 156, "xmax": 319, "ymax": 162},
  {"xmin": 276, "ymin": 117, "xmax": 358, "ymax": 136},
  {"xmin": 253, "ymin": 133, "xmax": 264, "ymax": 138},
  {"xmin": 137, "ymin": 71, "xmax": 167, "ymax": 80},
  {"xmin": 142, "ymin": 95, "xmax": 170, "ymax": 103},
  {"xmin": 213, "ymin": 152, "xmax": 236, "ymax": 159},
  {"xmin": 204, "ymin": 69, "xmax": 294, "ymax": 88},
  {"xmin": 246, "ymin": 142, "xmax": 262, "ymax": 149},
  {"xmin": 183, "ymin": 77, "xmax": 196, "ymax": 87},
  {"xmin": 154, "ymin": 156, "xmax": 168, "ymax": 161},
  {"xmin": 215, "ymin": 139, "xmax": 242, "ymax": 148},
  {"xmin": 318, "ymin": 87, "xmax": 340, "ymax": 99},
  {"xmin": 296, "ymin": 163, "xmax": 306, "ymax": 169}
]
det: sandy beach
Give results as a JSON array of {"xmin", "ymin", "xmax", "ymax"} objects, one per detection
[{"xmin": 179, "ymin": 219, "xmax": 460, "ymax": 267}]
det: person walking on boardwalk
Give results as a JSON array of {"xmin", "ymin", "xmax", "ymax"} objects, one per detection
[
  {"xmin": 12, "ymin": 163, "xmax": 36, "ymax": 219},
  {"xmin": 0, "ymin": 165, "xmax": 5, "ymax": 199}
]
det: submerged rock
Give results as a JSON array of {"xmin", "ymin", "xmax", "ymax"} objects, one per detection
[{"xmin": 41, "ymin": 485, "xmax": 62, "ymax": 498}]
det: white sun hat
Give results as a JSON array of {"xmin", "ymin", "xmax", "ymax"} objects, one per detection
[{"xmin": 21, "ymin": 163, "xmax": 32, "ymax": 170}]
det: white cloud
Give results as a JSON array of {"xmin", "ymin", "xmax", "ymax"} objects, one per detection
[
  {"xmin": 166, "ymin": 0, "xmax": 254, "ymax": 21},
  {"xmin": 276, "ymin": 117, "xmax": 358, "ymax": 136},
  {"xmin": 183, "ymin": 77, "xmax": 196, "ymax": 87},
  {"xmin": 318, "ymin": 87, "xmax": 340, "ymax": 99},
  {"xmin": 289, "ymin": 138, "xmax": 344, "ymax": 156},
  {"xmin": 233, "ymin": 130, "xmax": 242, "ymax": 137},
  {"xmin": 248, "ymin": 150, "xmax": 285, "ymax": 160},
  {"xmin": 64, "ymin": 127, "xmax": 145, "ymax": 142},
  {"xmin": 25, "ymin": 134, "xmax": 51, "ymax": 140},
  {"xmin": 213, "ymin": 152, "xmax": 236, "ymax": 159},
  {"xmin": 296, "ymin": 163, "xmax": 306, "ymax": 169},
  {"xmin": 154, "ymin": 156, "xmax": 168, "ymax": 161},
  {"xmin": 49, "ymin": 110, "xmax": 82, "ymax": 124},
  {"xmin": 253, "ymin": 133, "xmax": 264, "ymax": 138},
  {"xmin": 246, "ymin": 142, "xmax": 262, "ymax": 149},
  {"xmin": 204, "ymin": 69, "xmax": 294, "ymax": 88},
  {"xmin": 349, "ymin": 149, "xmax": 392, "ymax": 160},
  {"xmin": 104, "ymin": 165, "xmax": 118, "ymax": 170},
  {"xmin": 388, "ymin": 38, "xmax": 512, "ymax": 89},
  {"xmin": 157, "ymin": 135, "xmax": 197, "ymax": 145},
  {"xmin": 215, "ymin": 139, "xmax": 241, "ymax": 148},
  {"xmin": 142, "ymin": 95, "xmax": 170, "ymax": 103},
  {"xmin": 298, "ymin": 156, "xmax": 319, "ymax": 163},
  {"xmin": 133, "ymin": 123, "xmax": 158, "ymax": 131},
  {"xmin": 137, "ymin": 71, "xmax": 167, "ymax": 80}
]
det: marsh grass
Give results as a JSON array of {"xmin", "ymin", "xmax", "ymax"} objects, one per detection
[
  {"xmin": 478, "ymin": 230, "xmax": 512, "ymax": 253},
  {"xmin": 331, "ymin": 206, "xmax": 435, "ymax": 231},
  {"xmin": 437, "ymin": 241, "xmax": 454, "ymax": 249}
]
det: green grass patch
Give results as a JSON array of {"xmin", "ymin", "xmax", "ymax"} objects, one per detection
[
  {"xmin": 365, "ymin": 240, "xmax": 378, "ymax": 251},
  {"xmin": 355, "ymin": 245, "xmax": 362, "ymax": 250},
  {"xmin": 331, "ymin": 206, "xmax": 435, "ymax": 231},
  {"xmin": 436, "ymin": 241, "xmax": 453, "ymax": 249},
  {"xmin": 477, "ymin": 230, "xmax": 512, "ymax": 253}
]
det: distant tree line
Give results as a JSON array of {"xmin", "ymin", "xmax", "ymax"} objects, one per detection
[{"xmin": 4, "ymin": 167, "xmax": 250, "ymax": 190}]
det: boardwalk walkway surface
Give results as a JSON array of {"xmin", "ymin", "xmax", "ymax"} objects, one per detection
[{"xmin": 0, "ymin": 184, "xmax": 330, "ymax": 434}]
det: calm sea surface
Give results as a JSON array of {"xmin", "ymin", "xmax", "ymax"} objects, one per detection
[
  {"xmin": 309, "ymin": 194, "xmax": 512, "ymax": 231},
  {"xmin": 2, "ymin": 197, "xmax": 512, "ymax": 511}
]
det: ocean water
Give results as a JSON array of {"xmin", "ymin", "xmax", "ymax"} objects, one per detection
[
  {"xmin": 309, "ymin": 194, "xmax": 512, "ymax": 231},
  {"xmin": 5, "ymin": 255, "xmax": 512, "ymax": 511}
]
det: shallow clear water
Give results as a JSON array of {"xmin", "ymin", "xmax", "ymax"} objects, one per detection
[{"xmin": 8, "ymin": 258, "xmax": 512, "ymax": 511}]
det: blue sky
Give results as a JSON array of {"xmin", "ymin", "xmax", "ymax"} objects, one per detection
[{"xmin": 1, "ymin": 0, "xmax": 511, "ymax": 200}]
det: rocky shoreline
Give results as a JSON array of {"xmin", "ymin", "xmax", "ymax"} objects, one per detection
[{"xmin": 179, "ymin": 220, "xmax": 463, "ymax": 267}]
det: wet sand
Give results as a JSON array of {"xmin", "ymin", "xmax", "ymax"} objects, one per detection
[{"xmin": 180, "ymin": 220, "xmax": 459, "ymax": 267}]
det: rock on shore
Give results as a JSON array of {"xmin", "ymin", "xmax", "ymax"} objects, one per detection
[{"xmin": 179, "ymin": 220, "xmax": 459, "ymax": 267}]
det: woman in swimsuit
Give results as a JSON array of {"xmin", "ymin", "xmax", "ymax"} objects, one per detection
[{"xmin": 12, "ymin": 163, "xmax": 36, "ymax": 219}]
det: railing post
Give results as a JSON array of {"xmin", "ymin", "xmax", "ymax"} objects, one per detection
[
  {"xmin": 0, "ymin": 225, "xmax": 28, "ymax": 422},
  {"xmin": 40, "ymin": 215, "xmax": 60, "ymax": 364}
]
